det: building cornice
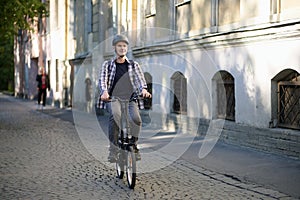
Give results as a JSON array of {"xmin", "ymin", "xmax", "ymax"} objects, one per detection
[
  {"xmin": 69, "ymin": 52, "xmax": 92, "ymax": 65},
  {"xmin": 132, "ymin": 20, "xmax": 300, "ymax": 57}
]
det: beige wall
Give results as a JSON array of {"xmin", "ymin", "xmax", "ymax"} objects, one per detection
[{"xmin": 190, "ymin": 0, "xmax": 211, "ymax": 30}]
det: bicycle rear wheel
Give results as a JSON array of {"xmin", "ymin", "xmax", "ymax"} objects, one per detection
[
  {"xmin": 126, "ymin": 146, "xmax": 136, "ymax": 189},
  {"xmin": 116, "ymin": 150, "xmax": 124, "ymax": 179}
]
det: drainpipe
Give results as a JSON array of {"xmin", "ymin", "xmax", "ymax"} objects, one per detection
[{"xmin": 63, "ymin": 0, "xmax": 69, "ymax": 107}]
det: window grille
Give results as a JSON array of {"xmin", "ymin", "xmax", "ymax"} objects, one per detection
[{"xmin": 278, "ymin": 80, "xmax": 300, "ymax": 130}]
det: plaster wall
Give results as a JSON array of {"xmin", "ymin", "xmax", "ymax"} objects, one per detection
[{"xmin": 137, "ymin": 37, "xmax": 300, "ymax": 128}]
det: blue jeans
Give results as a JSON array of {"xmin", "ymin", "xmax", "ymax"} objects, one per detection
[{"xmin": 106, "ymin": 100, "xmax": 142, "ymax": 151}]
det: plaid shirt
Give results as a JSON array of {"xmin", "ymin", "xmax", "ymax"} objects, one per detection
[{"xmin": 97, "ymin": 56, "xmax": 147, "ymax": 109}]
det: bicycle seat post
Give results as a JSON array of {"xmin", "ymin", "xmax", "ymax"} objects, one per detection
[{"xmin": 127, "ymin": 102, "xmax": 133, "ymax": 143}]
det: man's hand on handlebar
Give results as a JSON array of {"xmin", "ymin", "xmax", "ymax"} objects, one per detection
[
  {"xmin": 101, "ymin": 89, "xmax": 151, "ymax": 102},
  {"xmin": 100, "ymin": 91, "xmax": 110, "ymax": 101},
  {"xmin": 141, "ymin": 89, "xmax": 152, "ymax": 98}
]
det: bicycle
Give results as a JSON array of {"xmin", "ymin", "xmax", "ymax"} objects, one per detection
[{"xmin": 110, "ymin": 96, "xmax": 141, "ymax": 189}]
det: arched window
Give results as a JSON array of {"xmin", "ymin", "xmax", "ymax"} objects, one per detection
[
  {"xmin": 85, "ymin": 78, "xmax": 92, "ymax": 102},
  {"xmin": 85, "ymin": 78, "xmax": 92, "ymax": 113},
  {"xmin": 171, "ymin": 72, "xmax": 187, "ymax": 114},
  {"xmin": 144, "ymin": 72, "xmax": 152, "ymax": 110},
  {"xmin": 271, "ymin": 69, "xmax": 300, "ymax": 130},
  {"xmin": 213, "ymin": 70, "xmax": 235, "ymax": 121}
]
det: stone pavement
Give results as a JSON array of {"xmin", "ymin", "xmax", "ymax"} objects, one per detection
[{"xmin": 0, "ymin": 93, "xmax": 299, "ymax": 199}]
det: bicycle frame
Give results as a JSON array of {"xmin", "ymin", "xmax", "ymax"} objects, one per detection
[{"xmin": 110, "ymin": 96, "xmax": 137, "ymax": 189}]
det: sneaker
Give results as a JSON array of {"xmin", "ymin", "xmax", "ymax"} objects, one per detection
[{"xmin": 107, "ymin": 151, "xmax": 117, "ymax": 163}]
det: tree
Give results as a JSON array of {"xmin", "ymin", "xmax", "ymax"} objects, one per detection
[
  {"xmin": 0, "ymin": 0, "xmax": 48, "ymax": 39},
  {"xmin": 0, "ymin": 0, "xmax": 48, "ymax": 91}
]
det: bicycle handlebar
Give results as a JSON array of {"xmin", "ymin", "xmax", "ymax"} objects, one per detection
[{"xmin": 108, "ymin": 95, "xmax": 149, "ymax": 102}]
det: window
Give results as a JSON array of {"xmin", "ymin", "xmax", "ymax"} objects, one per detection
[
  {"xmin": 175, "ymin": 0, "xmax": 191, "ymax": 6},
  {"xmin": 144, "ymin": 73, "xmax": 152, "ymax": 110},
  {"xmin": 55, "ymin": 0, "xmax": 59, "ymax": 28},
  {"xmin": 271, "ymin": 69, "xmax": 300, "ymax": 130},
  {"xmin": 47, "ymin": 60, "xmax": 51, "ymax": 82},
  {"xmin": 218, "ymin": 0, "xmax": 240, "ymax": 26},
  {"xmin": 278, "ymin": 0, "xmax": 300, "ymax": 13},
  {"xmin": 270, "ymin": 0, "xmax": 300, "ymax": 22},
  {"xmin": 72, "ymin": 0, "xmax": 76, "ymax": 37},
  {"xmin": 145, "ymin": 0, "xmax": 156, "ymax": 17},
  {"xmin": 213, "ymin": 71, "xmax": 235, "ymax": 121},
  {"xmin": 56, "ymin": 59, "xmax": 59, "ymax": 92},
  {"xmin": 171, "ymin": 72, "xmax": 187, "ymax": 114},
  {"xmin": 175, "ymin": 0, "xmax": 191, "ymax": 36},
  {"xmin": 45, "ymin": 0, "xmax": 50, "ymax": 34},
  {"xmin": 86, "ymin": 0, "xmax": 92, "ymax": 33}
]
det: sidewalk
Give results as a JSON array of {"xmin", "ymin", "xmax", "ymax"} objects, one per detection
[{"xmin": 3, "ymin": 93, "xmax": 300, "ymax": 199}]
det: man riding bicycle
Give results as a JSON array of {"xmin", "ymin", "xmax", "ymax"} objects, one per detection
[{"xmin": 97, "ymin": 34, "xmax": 151, "ymax": 162}]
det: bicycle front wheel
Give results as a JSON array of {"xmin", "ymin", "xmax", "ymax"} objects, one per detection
[
  {"xmin": 126, "ymin": 146, "xmax": 136, "ymax": 189},
  {"xmin": 116, "ymin": 150, "xmax": 124, "ymax": 179}
]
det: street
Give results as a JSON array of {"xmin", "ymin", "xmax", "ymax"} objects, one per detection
[{"xmin": 0, "ymin": 93, "xmax": 299, "ymax": 200}]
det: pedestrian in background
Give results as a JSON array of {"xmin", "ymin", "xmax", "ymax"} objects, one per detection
[{"xmin": 36, "ymin": 67, "xmax": 50, "ymax": 109}]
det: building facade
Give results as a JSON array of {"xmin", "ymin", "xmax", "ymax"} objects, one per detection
[
  {"xmin": 78, "ymin": 0, "xmax": 300, "ymax": 157},
  {"xmin": 14, "ymin": 0, "xmax": 300, "ymax": 157},
  {"xmin": 14, "ymin": 15, "xmax": 46, "ymax": 100},
  {"xmin": 14, "ymin": 0, "xmax": 75, "ymax": 108},
  {"xmin": 99, "ymin": 0, "xmax": 300, "ymax": 130}
]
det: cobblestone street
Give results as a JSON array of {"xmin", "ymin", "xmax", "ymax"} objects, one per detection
[{"xmin": 0, "ymin": 94, "xmax": 297, "ymax": 199}]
